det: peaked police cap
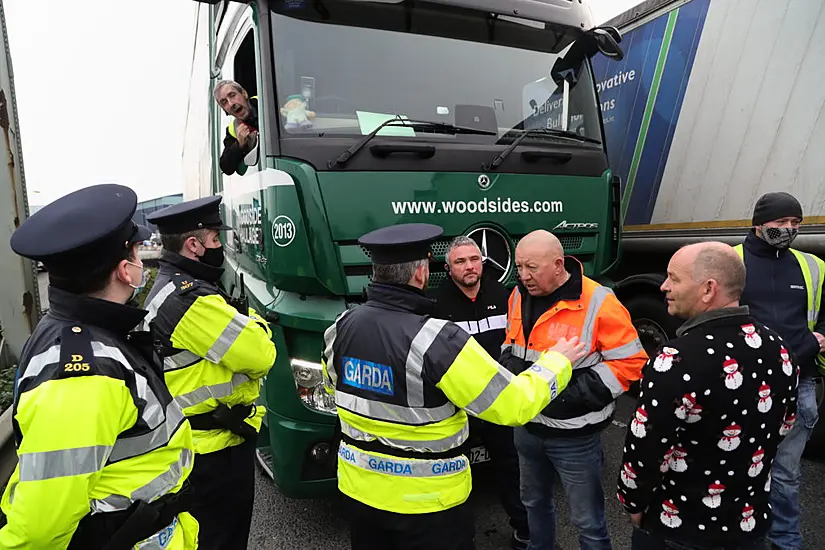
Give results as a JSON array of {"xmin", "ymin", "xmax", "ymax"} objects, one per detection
[
  {"xmin": 10, "ymin": 183, "xmax": 151, "ymax": 275},
  {"xmin": 358, "ymin": 223, "xmax": 444, "ymax": 265},
  {"xmin": 147, "ymin": 195, "xmax": 232, "ymax": 234}
]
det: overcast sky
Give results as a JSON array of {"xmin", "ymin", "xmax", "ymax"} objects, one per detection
[{"xmin": 5, "ymin": 0, "xmax": 640, "ymax": 207}]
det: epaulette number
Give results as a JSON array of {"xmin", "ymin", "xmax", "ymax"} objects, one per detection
[{"xmin": 64, "ymin": 353, "xmax": 91, "ymax": 372}]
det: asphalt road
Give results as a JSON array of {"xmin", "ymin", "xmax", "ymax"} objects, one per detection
[{"xmin": 248, "ymin": 394, "xmax": 825, "ymax": 550}]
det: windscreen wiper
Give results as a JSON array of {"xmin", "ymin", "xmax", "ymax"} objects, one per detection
[
  {"xmin": 328, "ymin": 117, "xmax": 496, "ymax": 169},
  {"xmin": 482, "ymin": 128, "xmax": 602, "ymax": 171}
]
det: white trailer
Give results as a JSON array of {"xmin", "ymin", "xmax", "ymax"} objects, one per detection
[{"xmin": 593, "ymin": 0, "xmax": 825, "ymax": 455}]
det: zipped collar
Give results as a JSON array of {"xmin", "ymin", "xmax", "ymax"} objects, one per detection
[
  {"xmin": 47, "ymin": 286, "xmax": 147, "ymax": 335},
  {"xmin": 159, "ymin": 249, "xmax": 224, "ymax": 284},
  {"xmin": 744, "ymin": 229, "xmax": 788, "ymax": 259},
  {"xmin": 365, "ymin": 282, "xmax": 435, "ymax": 315}
]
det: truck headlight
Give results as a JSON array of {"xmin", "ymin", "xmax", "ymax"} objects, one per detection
[{"xmin": 290, "ymin": 359, "xmax": 337, "ymax": 414}]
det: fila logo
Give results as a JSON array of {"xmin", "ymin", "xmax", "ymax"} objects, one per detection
[{"xmin": 487, "ymin": 305, "xmax": 497, "ymax": 310}]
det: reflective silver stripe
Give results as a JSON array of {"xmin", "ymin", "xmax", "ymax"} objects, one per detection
[
  {"xmin": 163, "ymin": 350, "xmax": 201, "ymax": 372},
  {"xmin": 573, "ymin": 351, "xmax": 602, "ymax": 370},
  {"xmin": 525, "ymin": 362, "xmax": 558, "ymax": 385},
  {"xmin": 797, "ymin": 251, "xmax": 822, "ymax": 325},
  {"xmin": 601, "ymin": 338, "xmax": 643, "ymax": 361},
  {"xmin": 507, "ymin": 288, "xmax": 521, "ymax": 334},
  {"xmin": 109, "ymin": 401, "xmax": 186, "ymax": 462},
  {"xmin": 324, "ymin": 309, "xmax": 352, "ymax": 386},
  {"xmin": 18, "ymin": 445, "xmax": 111, "ymax": 482},
  {"xmin": 508, "ymin": 343, "xmax": 541, "ymax": 362},
  {"xmin": 338, "ymin": 441, "xmax": 469, "ymax": 478},
  {"xmin": 529, "ymin": 401, "xmax": 615, "ymax": 429},
  {"xmin": 204, "ymin": 313, "xmax": 250, "ymax": 364},
  {"xmin": 92, "ymin": 342, "xmax": 164, "ymax": 429},
  {"xmin": 136, "ymin": 516, "xmax": 179, "ymax": 550},
  {"xmin": 335, "ymin": 391, "xmax": 456, "ymax": 425},
  {"xmin": 591, "ymin": 362, "xmax": 625, "ymax": 398},
  {"xmin": 405, "ymin": 318, "xmax": 447, "ymax": 408},
  {"xmin": 18, "ymin": 345, "xmax": 60, "ymax": 383},
  {"xmin": 339, "ymin": 419, "xmax": 469, "ymax": 453},
  {"xmin": 454, "ymin": 314, "xmax": 508, "ymax": 335},
  {"xmin": 578, "ymin": 286, "xmax": 611, "ymax": 351},
  {"xmin": 174, "ymin": 372, "xmax": 252, "ymax": 409},
  {"xmin": 464, "ymin": 370, "xmax": 514, "ymax": 416},
  {"xmin": 142, "ymin": 282, "xmax": 176, "ymax": 330},
  {"xmin": 91, "ymin": 447, "xmax": 193, "ymax": 514}
]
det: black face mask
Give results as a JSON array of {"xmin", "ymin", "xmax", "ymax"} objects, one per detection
[{"xmin": 197, "ymin": 245, "xmax": 225, "ymax": 268}]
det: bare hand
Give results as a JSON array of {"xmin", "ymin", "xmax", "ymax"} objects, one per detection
[
  {"xmin": 814, "ymin": 332, "xmax": 825, "ymax": 352},
  {"xmin": 629, "ymin": 512, "xmax": 643, "ymax": 527},
  {"xmin": 548, "ymin": 336, "xmax": 587, "ymax": 364},
  {"xmin": 237, "ymin": 124, "xmax": 251, "ymax": 148}
]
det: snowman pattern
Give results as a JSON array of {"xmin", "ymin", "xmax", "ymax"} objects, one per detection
[
  {"xmin": 780, "ymin": 346, "xmax": 794, "ymax": 376},
  {"xmin": 674, "ymin": 393, "xmax": 697, "ymax": 421},
  {"xmin": 660, "ymin": 447, "xmax": 674, "ymax": 474},
  {"xmin": 686, "ymin": 403, "xmax": 703, "ymax": 424},
  {"xmin": 718, "ymin": 423, "xmax": 743, "ymax": 451},
  {"xmin": 630, "ymin": 407, "xmax": 649, "ymax": 439},
  {"xmin": 780, "ymin": 413, "xmax": 796, "ymax": 436},
  {"xmin": 748, "ymin": 448, "xmax": 765, "ymax": 477},
  {"xmin": 702, "ymin": 481, "xmax": 726, "ymax": 509},
  {"xmin": 740, "ymin": 504, "xmax": 756, "ymax": 532},
  {"xmin": 757, "ymin": 383, "xmax": 773, "ymax": 413},
  {"xmin": 741, "ymin": 324, "xmax": 762, "ymax": 348},
  {"xmin": 668, "ymin": 446, "xmax": 688, "ymax": 473},
  {"xmin": 722, "ymin": 358, "xmax": 744, "ymax": 390},
  {"xmin": 620, "ymin": 462, "xmax": 638, "ymax": 489},
  {"xmin": 653, "ymin": 347, "xmax": 680, "ymax": 372},
  {"xmin": 660, "ymin": 500, "xmax": 682, "ymax": 528}
]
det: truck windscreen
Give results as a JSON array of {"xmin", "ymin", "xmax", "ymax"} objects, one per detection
[{"xmin": 270, "ymin": 2, "xmax": 602, "ymax": 153}]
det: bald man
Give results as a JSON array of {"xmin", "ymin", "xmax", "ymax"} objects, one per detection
[
  {"xmin": 500, "ymin": 230, "xmax": 647, "ymax": 550},
  {"xmin": 617, "ymin": 242, "xmax": 798, "ymax": 550}
]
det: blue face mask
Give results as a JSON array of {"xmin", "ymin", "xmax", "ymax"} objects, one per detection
[{"xmin": 126, "ymin": 260, "xmax": 147, "ymax": 300}]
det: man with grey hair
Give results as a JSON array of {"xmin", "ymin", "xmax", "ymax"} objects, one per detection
[
  {"xmin": 618, "ymin": 241, "xmax": 797, "ymax": 550},
  {"xmin": 214, "ymin": 79, "xmax": 258, "ymax": 176},
  {"xmin": 432, "ymin": 235, "xmax": 529, "ymax": 549}
]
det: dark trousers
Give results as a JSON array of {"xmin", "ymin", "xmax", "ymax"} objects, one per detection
[
  {"xmin": 470, "ymin": 417, "xmax": 529, "ymax": 534},
  {"xmin": 188, "ymin": 437, "xmax": 257, "ymax": 550},
  {"xmin": 631, "ymin": 525, "xmax": 766, "ymax": 550},
  {"xmin": 345, "ymin": 494, "xmax": 475, "ymax": 550}
]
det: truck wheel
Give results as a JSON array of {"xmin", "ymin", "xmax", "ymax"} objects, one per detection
[
  {"xmin": 622, "ymin": 293, "xmax": 682, "ymax": 397},
  {"xmin": 803, "ymin": 376, "xmax": 825, "ymax": 460}
]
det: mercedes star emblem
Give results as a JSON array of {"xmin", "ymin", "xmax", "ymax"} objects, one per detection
[{"xmin": 466, "ymin": 227, "xmax": 511, "ymax": 283}]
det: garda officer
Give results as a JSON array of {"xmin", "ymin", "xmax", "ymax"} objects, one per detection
[
  {"xmin": 322, "ymin": 223, "xmax": 585, "ymax": 550},
  {"xmin": 1, "ymin": 184, "xmax": 198, "ymax": 549},
  {"xmin": 142, "ymin": 196, "xmax": 277, "ymax": 550}
]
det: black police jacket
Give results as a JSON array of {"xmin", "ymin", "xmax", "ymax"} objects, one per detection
[
  {"xmin": 431, "ymin": 273, "xmax": 509, "ymax": 361},
  {"xmin": 740, "ymin": 230, "xmax": 825, "ymax": 377}
]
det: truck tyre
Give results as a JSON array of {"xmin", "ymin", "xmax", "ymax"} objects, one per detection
[
  {"xmin": 622, "ymin": 292, "xmax": 682, "ymax": 397},
  {"xmin": 803, "ymin": 376, "xmax": 825, "ymax": 460}
]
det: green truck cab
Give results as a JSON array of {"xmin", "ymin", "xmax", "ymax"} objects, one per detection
[{"xmin": 184, "ymin": 0, "xmax": 624, "ymax": 498}]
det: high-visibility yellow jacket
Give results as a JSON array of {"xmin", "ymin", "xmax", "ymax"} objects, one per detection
[
  {"xmin": 0, "ymin": 287, "xmax": 197, "ymax": 550},
  {"xmin": 322, "ymin": 283, "xmax": 573, "ymax": 515},
  {"xmin": 142, "ymin": 251, "xmax": 276, "ymax": 455}
]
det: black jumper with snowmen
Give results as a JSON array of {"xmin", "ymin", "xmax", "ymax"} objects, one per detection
[{"xmin": 616, "ymin": 306, "xmax": 799, "ymax": 547}]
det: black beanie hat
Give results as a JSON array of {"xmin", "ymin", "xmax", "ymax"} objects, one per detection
[{"xmin": 752, "ymin": 192, "xmax": 803, "ymax": 226}]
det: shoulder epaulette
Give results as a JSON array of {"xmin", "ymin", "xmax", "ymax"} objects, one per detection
[
  {"xmin": 57, "ymin": 324, "xmax": 97, "ymax": 377},
  {"xmin": 170, "ymin": 273, "xmax": 200, "ymax": 295}
]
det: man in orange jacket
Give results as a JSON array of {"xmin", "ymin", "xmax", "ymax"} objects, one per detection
[{"xmin": 500, "ymin": 230, "xmax": 647, "ymax": 550}]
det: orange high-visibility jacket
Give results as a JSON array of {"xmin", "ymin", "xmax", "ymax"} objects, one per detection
[{"xmin": 501, "ymin": 258, "xmax": 647, "ymax": 435}]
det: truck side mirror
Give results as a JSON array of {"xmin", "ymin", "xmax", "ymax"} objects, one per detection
[{"xmin": 593, "ymin": 27, "xmax": 624, "ymax": 61}]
